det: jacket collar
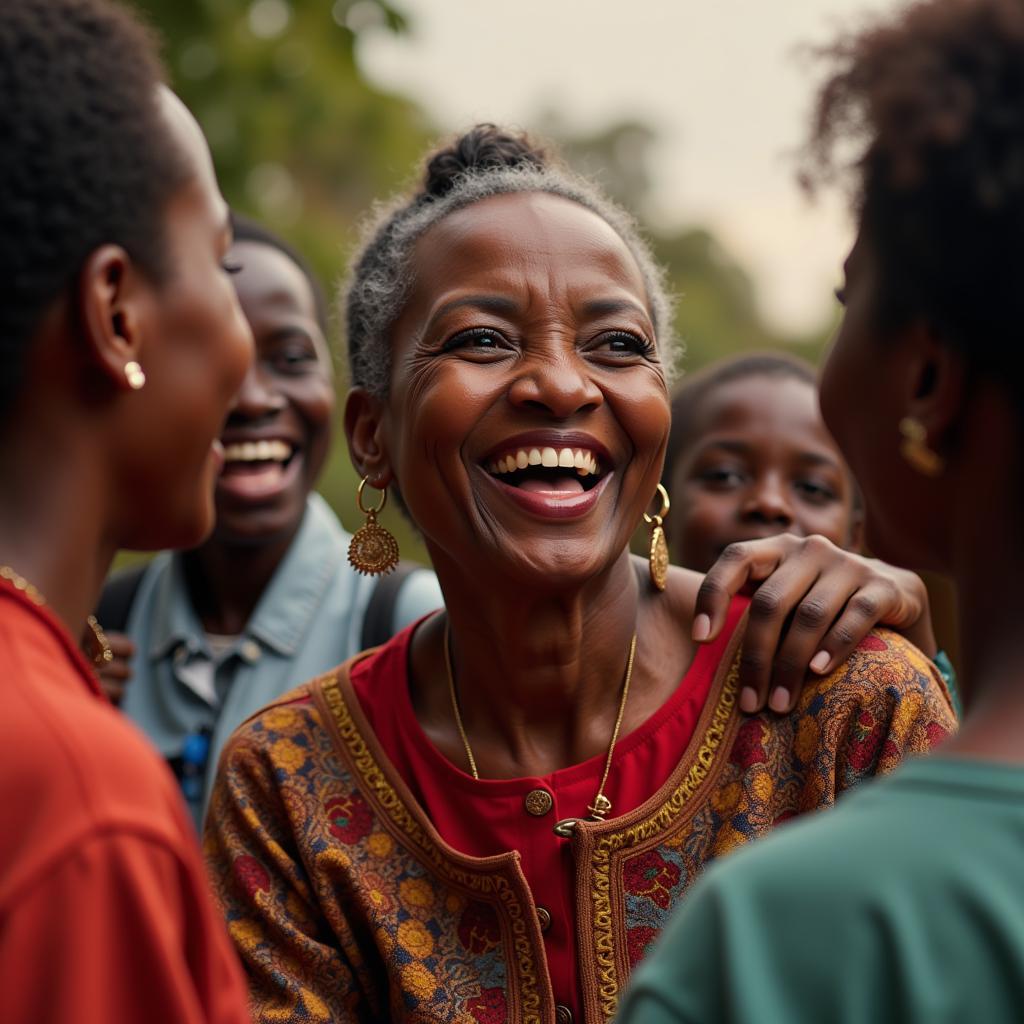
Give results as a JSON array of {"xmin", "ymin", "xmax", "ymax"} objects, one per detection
[{"xmin": 148, "ymin": 493, "xmax": 348, "ymax": 660}]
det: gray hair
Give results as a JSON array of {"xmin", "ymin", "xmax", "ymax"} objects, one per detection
[{"xmin": 343, "ymin": 160, "xmax": 678, "ymax": 396}]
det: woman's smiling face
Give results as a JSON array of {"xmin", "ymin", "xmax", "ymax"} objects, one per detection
[{"xmin": 377, "ymin": 191, "xmax": 671, "ymax": 585}]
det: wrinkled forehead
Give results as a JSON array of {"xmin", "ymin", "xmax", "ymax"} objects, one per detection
[{"xmin": 409, "ymin": 191, "xmax": 651, "ymax": 312}]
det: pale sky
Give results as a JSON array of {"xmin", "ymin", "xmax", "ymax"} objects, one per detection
[{"xmin": 357, "ymin": 0, "xmax": 906, "ymax": 336}]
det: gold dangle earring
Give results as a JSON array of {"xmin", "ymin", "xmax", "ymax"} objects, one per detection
[
  {"xmin": 644, "ymin": 483, "xmax": 671, "ymax": 592},
  {"xmin": 898, "ymin": 417, "xmax": 944, "ymax": 477},
  {"xmin": 348, "ymin": 476, "xmax": 400, "ymax": 576}
]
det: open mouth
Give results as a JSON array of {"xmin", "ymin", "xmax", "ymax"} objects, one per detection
[
  {"xmin": 218, "ymin": 439, "xmax": 300, "ymax": 499},
  {"xmin": 485, "ymin": 445, "xmax": 603, "ymax": 495}
]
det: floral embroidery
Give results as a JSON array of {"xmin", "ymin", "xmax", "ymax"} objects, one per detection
[
  {"xmin": 458, "ymin": 901, "xmax": 502, "ymax": 955},
  {"xmin": 232, "ymin": 855, "xmax": 269, "ymax": 897},
  {"xmin": 205, "ymin": 628, "xmax": 955, "ymax": 1024},
  {"xmin": 466, "ymin": 987, "xmax": 508, "ymax": 1024},
  {"xmin": 623, "ymin": 850, "xmax": 681, "ymax": 910},
  {"xmin": 601, "ymin": 629, "xmax": 957, "ymax": 1022},
  {"xmin": 325, "ymin": 791, "xmax": 373, "ymax": 843}
]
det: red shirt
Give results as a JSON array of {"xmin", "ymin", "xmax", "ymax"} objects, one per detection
[
  {"xmin": 353, "ymin": 598, "xmax": 747, "ymax": 1014},
  {"xmin": 0, "ymin": 580, "xmax": 250, "ymax": 1024}
]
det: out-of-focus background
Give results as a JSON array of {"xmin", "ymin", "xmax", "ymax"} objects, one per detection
[{"xmin": 131, "ymin": 0, "xmax": 901, "ymax": 559}]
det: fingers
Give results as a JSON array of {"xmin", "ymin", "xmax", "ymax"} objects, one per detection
[
  {"xmin": 734, "ymin": 553, "xmax": 822, "ymax": 714},
  {"xmin": 766, "ymin": 577, "xmax": 872, "ymax": 712},
  {"xmin": 804, "ymin": 580, "xmax": 901, "ymax": 680},
  {"xmin": 106, "ymin": 632, "xmax": 136, "ymax": 659},
  {"xmin": 693, "ymin": 537, "xmax": 795, "ymax": 643}
]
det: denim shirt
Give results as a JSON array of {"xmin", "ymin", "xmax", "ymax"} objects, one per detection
[{"xmin": 121, "ymin": 493, "xmax": 442, "ymax": 829}]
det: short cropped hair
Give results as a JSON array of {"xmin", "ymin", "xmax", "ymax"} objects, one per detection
[
  {"xmin": 231, "ymin": 213, "xmax": 330, "ymax": 342},
  {"xmin": 0, "ymin": 0, "xmax": 187, "ymax": 419},
  {"xmin": 664, "ymin": 352, "xmax": 818, "ymax": 484}
]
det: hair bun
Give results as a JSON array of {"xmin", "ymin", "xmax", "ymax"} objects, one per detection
[{"xmin": 422, "ymin": 124, "xmax": 546, "ymax": 198}]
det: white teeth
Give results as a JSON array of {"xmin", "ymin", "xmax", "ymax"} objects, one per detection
[
  {"xmin": 487, "ymin": 445, "xmax": 603, "ymax": 478},
  {"xmin": 223, "ymin": 440, "xmax": 292, "ymax": 463}
]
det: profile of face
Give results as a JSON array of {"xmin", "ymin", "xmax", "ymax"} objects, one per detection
[
  {"xmin": 112, "ymin": 89, "xmax": 252, "ymax": 551},
  {"xmin": 668, "ymin": 375, "xmax": 861, "ymax": 573},
  {"xmin": 820, "ymin": 229, "xmax": 929, "ymax": 568},
  {"xmin": 350, "ymin": 191, "xmax": 671, "ymax": 586},
  {"xmin": 211, "ymin": 240, "xmax": 334, "ymax": 547}
]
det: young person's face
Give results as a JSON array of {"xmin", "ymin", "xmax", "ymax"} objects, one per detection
[
  {"xmin": 211, "ymin": 240, "xmax": 334, "ymax": 548},
  {"xmin": 668, "ymin": 375, "xmax": 860, "ymax": 573}
]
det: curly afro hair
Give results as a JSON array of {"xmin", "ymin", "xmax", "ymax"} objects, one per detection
[
  {"xmin": 803, "ymin": 0, "xmax": 1024, "ymax": 382},
  {"xmin": 0, "ymin": 0, "xmax": 189, "ymax": 419}
]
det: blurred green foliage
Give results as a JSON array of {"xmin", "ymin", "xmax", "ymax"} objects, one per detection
[{"xmin": 125, "ymin": 0, "xmax": 832, "ymax": 567}]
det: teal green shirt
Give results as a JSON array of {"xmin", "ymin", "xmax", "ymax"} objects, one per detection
[{"xmin": 619, "ymin": 757, "xmax": 1024, "ymax": 1024}]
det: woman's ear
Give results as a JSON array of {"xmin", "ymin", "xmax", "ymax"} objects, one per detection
[
  {"xmin": 902, "ymin": 321, "xmax": 966, "ymax": 457},
  {"xmin": 77, "ymin": 244, "xmax": 150, "ymax": 391},
  {"xmin": 344, "ymin": 387, "xmax": 394, "ymax": 487}
]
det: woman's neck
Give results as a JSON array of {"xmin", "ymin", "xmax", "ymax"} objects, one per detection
[
  {"xmin": 0, "ymin": 431, "xmax": 115, "ymax": 639},
  {"xmin": 410, "ymin": 549, "xmax": 696, "ymax": 779},
  {"xmin": 183, "ymin": 526, "xmax": 298, "ymax": 636},
  {"xmin": 941, "ymin": 502, "xmax": 1024, "ymax": 764}
]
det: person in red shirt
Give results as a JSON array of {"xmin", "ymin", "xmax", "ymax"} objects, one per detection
[{"xmin": 0, "ymin": 2, "xmax": 253, "ymax": 1021}]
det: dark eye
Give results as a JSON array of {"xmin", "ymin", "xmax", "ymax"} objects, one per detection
[
  {"xmin": 222, "ymin": 258, "xmax": 244, "ymax": 275},
  {"xmin": 700, "ymin": 467, "xmax": 745, "ymax": 489},
  {"xmin": 440, "ymin": 327, "xmax": 509, "ymax": 353},
  {"xmin": 795, "ymin": 479, "xmax": 838, "ymax": 504},
  {"xmin": 834, "ymin": 286, "xmax": 847, "ymax": 307},
  {"xmin": 596, "ymin": 331, "xmax": 655, "ymax": 356},
  {"xmin": 271, "ymin": 347, "xmax": 318, "ymax": 373}
]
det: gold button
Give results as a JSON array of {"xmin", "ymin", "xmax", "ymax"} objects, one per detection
[
  {"xmin": 536, "ymin": 906, "xmax": 552, "ymax": 933},
  {"xmin": 524, "ymin": 788, "xmax": 553, "ymax": 816},
  {"xmin": 555, "ymin": 1005, "xmax": 573, "ymax": 1024}
]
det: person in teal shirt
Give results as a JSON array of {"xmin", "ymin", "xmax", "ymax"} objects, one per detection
[
  {"xmin": 619, "ymin": 0, "xmax": 1024, "ymax": 1019},
  {"xmin": 104, "ymin": 216, "xmax": 441, "ymax": 828}
]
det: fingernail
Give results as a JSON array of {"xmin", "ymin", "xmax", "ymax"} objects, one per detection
[
  {"xmin": 810, "ymin": 651, "xmax": 831, "ymax": 674},
  {"xmin": 769, "ymin": 687, "xmax": 790, "ymax": 713},
  {"xmin": 693, "ymin": 614, "xmax": 711, "ymax": 642},
  {"xmin": 739, "ymin": 687, "xmax": 759, "ymax": 714}
]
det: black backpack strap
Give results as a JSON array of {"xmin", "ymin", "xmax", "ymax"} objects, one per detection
[
  {"xmin": 94, "ymin": 563, "xmax": 149, "ymax": 633},
  {"xmin": 360, "ymin": 560, "xmax": 420, "ymax": 651}
]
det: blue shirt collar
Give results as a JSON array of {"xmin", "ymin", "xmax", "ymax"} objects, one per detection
[{"xmin": 148, "ymin": 492, "xmax": 347, "ymax": 661}]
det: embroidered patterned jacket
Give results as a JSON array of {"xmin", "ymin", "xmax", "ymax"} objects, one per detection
[{"xmin": 204, "ymin": 625, "xmax": 956, "ymax": 1024}]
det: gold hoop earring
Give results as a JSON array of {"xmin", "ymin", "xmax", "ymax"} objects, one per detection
[
  {"xmin": 124, "ymin": 360, "xmax": 146, "ymax": 391},
  {"xmin": 899, "ymin": 417, "xmax": 944, "ymax": 477},
  {"xmin": 643, "ymin": 482, "xmax": 671, "ymax": 592},
  {"xmin": 348, "ymin": 476, "xmax": 400, "ymax": 576}
]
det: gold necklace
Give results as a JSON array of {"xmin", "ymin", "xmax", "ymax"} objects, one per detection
[
  {"xmin": 443, "ymin": 620, "xmax": 638, "ymax": 837},
  {"xmin": 0, "ymin": 565, "xmax": 112, "ymax": 666}
]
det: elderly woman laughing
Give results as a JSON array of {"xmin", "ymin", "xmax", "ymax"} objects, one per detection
[{"xmin": 205, "ymin": 126, "xmax": 955, "ymax": 1024}]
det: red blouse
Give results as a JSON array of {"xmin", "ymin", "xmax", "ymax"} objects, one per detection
[
  {"xmin": 0, "ymin": 578, "xmax": 250, "ymax": 1024},
  {"xmin": 352, "ymin": 597, "xmax": 747, "ymax": 1016}
]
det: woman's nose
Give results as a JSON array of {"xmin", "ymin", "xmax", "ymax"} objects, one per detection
[
  {"xmin": 506, "ymin": 352, "xmax": 603, "ymax": 419},
  {"xmin": 228, "ymin": 363, "xmax": 287, "ymax": 420}
]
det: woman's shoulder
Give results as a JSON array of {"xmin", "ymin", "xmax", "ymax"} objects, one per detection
[
  {"xmin": 793, "ymin": 627, "xmax": 957, "ymax": 742},
  {"xmin": 218, "ymin": 678, "xmax": 327, "ymax": 771}
]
